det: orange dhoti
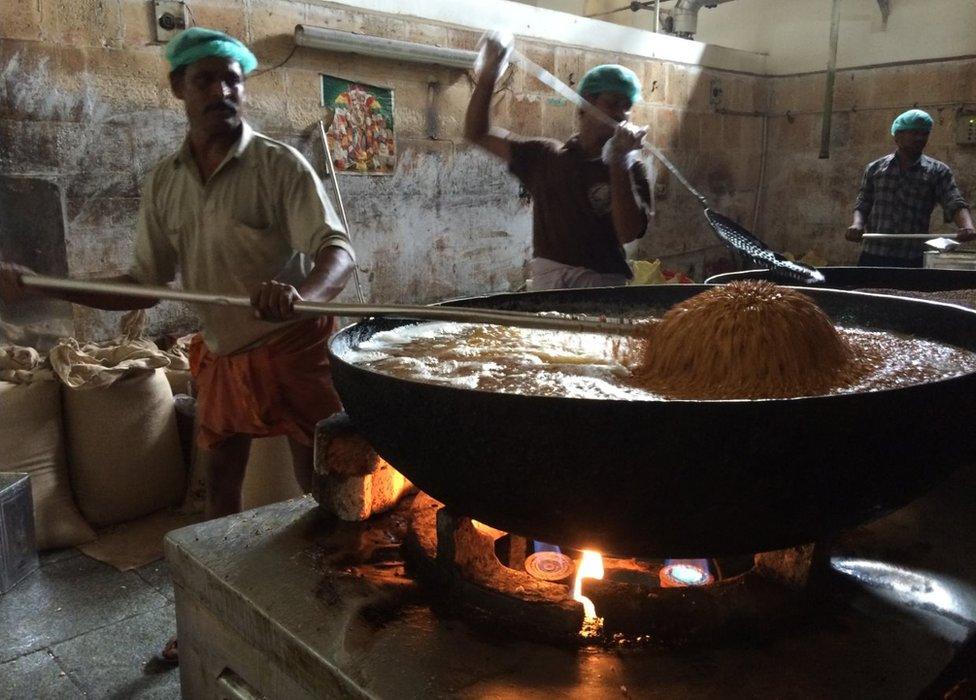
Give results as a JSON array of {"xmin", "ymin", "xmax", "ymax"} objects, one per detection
[{"xmin": 189, "ymin": 317, "xmax": 342, "ymax": 450}]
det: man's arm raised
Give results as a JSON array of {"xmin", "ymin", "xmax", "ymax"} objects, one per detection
[{"xmin": 464, "ymin": 37, "xmax": 514, "ymax": 164}]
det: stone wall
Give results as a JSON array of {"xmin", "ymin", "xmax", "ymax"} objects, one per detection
[
  {"xmin": 760, "ymin": 57, "xmax": 976, "ymax": 264},
  {"xmin": 0, "ymin": 0, "xmax": 762, "ymax": 342}
]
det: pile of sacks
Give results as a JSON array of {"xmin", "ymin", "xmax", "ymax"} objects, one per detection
[
  {"xmin": 0, "ymin": 312, "xmax": 191, "ymax": 549},
  {"xmin": 0, "ymin": 311, "xmax": 306, "ymax": 550}
]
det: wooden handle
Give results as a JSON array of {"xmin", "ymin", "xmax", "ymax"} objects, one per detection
[
  {"xmin": 20, "ymin": 274, "xmax": 644, "ymax": 335},
  {"xmin": 862, "ymin": 233, "xmax": 958, "ymax": 240}
]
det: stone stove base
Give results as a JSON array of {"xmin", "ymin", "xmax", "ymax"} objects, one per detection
[{"xmin": 166, "ymin": 464, "xmax": 976, "ymax": 699}]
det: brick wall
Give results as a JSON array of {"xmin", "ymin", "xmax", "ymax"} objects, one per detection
[
  {"xmin": 0, "ymin": 0, "xmax": 765, "ymax": 342},
  {"xmin": 760, "ymin": 58, "xmax": 976, "ymax": 264}
]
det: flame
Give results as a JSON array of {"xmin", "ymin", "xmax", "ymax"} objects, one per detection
[{"xmin": 572, "ymin": 550, "xmax": 605, "ymax": 619}]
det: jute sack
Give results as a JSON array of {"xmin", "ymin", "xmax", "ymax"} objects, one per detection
[
  {"xmin": 62, "ymin": 368, "xmax": 185, "ymax": 526},
  {"xmin": 241, "ymin": 436, "xmax": 302, "ymax": 510},
  {"xmin": 162, "ymin": 333, "xmax": 194, "ymax": 397},
  {"xmin": 0, "ymin": 379, "xmax": 96, "ymax": 549}
]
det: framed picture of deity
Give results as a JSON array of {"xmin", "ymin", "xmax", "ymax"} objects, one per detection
[{"xmin": 320, "ymin": 75, "xmax": 397, "ymax": 175}]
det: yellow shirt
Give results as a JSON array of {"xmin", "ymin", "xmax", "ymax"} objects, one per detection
[{"xmin": 129, "ymin": 122, "xmax": 354, "ymax": 355}]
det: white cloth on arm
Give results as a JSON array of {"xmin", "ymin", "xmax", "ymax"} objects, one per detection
[
  {"xmin": 528, "ymin": 257, "xmax": 629, "ymax": 291},
  {"xmin": 128, "ymin": 121, "xmax": 354, "ymax": 355}
]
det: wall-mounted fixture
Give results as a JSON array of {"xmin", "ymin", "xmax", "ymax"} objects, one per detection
[
  {"xmin": 153, "ymin": 0, "xmax": 187, "ymax": 43},
  {"xmin": 672, "ymin": 0, "xmax": 738, "ymax": 39},
  {"xmin": 957, "ymin": 111, "xmax": 976, "ymax": 145},
  {"xmin": 294, "ymin": 25, "xmax": 478, "ymax": 71}
]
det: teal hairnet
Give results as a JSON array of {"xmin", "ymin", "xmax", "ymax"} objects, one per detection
[
  {"xmin": 166, "ymin": 27, "xmax": 258, "ymax": 75},
  {"xmin": 578, "ymin": 64, "xmax": 642, "ymax": 105},
  {"xmin": 891, "ymin": 109, "xmax": 933, "ymax": 136}
]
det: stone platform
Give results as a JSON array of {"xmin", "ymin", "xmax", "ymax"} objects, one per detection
[{"xmin": 165, "ymin": 464, "xmax": 976, "ymax": 699}]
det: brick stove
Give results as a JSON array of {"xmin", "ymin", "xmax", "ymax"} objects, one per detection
[{"xmin": 165, "ymin": 419, "xmax": 976, "ymax": 699}]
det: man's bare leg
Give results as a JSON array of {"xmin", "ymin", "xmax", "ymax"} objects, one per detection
[
  {"xmin": 287, "ymin": 437, "xmax": 314, "ymax": 494},
  {"xmin": 203, "ymin": 434, "xmax": 252, "ymax": 519}
]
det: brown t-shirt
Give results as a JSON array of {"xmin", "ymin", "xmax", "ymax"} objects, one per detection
[{"xmin": 509, "ymin": 135, "xmax": 652, "ymax": 277}]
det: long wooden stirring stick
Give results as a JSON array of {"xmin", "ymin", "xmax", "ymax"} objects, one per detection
[{"xmin": 20, "ymin": 274, "xmax": 648, "ymax": 336}]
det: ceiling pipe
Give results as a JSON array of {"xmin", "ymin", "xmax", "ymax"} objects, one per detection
[
  {"xmin": 672, "ymin": 0, "xmax": 739, "ymax": 39},
  {"xmin": 294, "ymin": 25, "xmax": 478, "ymax": 70}
]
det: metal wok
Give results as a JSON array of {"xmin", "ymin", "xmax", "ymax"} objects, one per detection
[
  {"xmin": 706, "ymin": 266, "xmax": 976, "ymax": 291},
  {"xmin": 328, "ymin": 285, "xmax": 976, "ymax": 557}
]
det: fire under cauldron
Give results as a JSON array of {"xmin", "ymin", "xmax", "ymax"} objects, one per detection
[{"xmin": 328, "ymin": 285, "xmax": 976, "ymax": 559}]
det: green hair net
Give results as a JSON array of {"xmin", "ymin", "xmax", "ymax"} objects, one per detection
[
  {"xmin": 578, "ymin": 64, "xmax": 642, "ymax": 105},
  {"xmin": 891, "ymin": 109, "xmax": 933, "ymax": 136},
  {"xmin": 166, "ymin": 27, "xmax": 258, "ymax": 75}
]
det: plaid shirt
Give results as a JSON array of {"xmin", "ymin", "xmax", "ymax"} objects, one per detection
[{"xmin": 855, "ymin": 153, "xmax": 969, "ymax": 259}]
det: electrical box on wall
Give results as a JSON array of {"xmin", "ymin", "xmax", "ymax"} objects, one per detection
[
  {"xmin": 957, "ymin": 111, "xmax": 976, "ymax": 145},
  {"xmin": 153, "ymin": 0, "xmax": 188, "ymax": 43}
]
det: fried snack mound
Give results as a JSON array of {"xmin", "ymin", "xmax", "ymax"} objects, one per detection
[{"xmin": 631, "ymin": 281, "xmax": 870, "ymax": 399}]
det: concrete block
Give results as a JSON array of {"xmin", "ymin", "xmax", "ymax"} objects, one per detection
[
  {"xmin": 0, "ymin": 42, "xmax": 91, "ymax": 122},
  {"xmin": 303, "ymin": 3, "xmax": 364, "ymax": 35},
  {"xmin": 361, "ymin": 12, "xmax": 407, "ymax": 41},
  {"xmin": 679, "ymin": 111, "xmax": 702, "ymax": 151},
  {"xmin": 245, "ymin": 66, "xmax": 289, "ymax": 118},
  {"xmin": 312, "ymin": 414, "xmax": 413, "ymax": 521},
  {"xmin": 864, "ymin": 65, "xmax": 911, "ymax": 111},
  {"xmin": 83, "ymin": 47, "xmax": 167, "ymax": 110},
  {"xmin": 405, "ymin": 20, "xmax": 450, "ymax": 48},
  {"xmin": 513, "ymin": 39, "xmax": 556, "ymax": 95},
  {"xmin": 0, "ymin": 0, "xmax": 44, "ymax": 41},
  {"xmin": 507, "ymin": 93, "xmax": 544, "ymax": 136},
  {"xmin": 118, "ymin": 0, "xmax": 155, "ymax": 48},
  {"xmin": 0, "ymin": 119, "xmax": 61, "ymax": 171},
  {"xmin": 186, "ymin": 0, "xmax": 248, "ymax": 41},
  {"xmin": 65, "ymin": 218, "xmax": 138, "ymax": 274},
  {"xmin": 57, "ymin": 119, "xmax": 134, "ymax": 174},
  {"xmin": 553, "ymin": 45, "xmax": 584, "ymax": 90},
  {"xmin": 906, "ymin": 62, "xmax": 958, "ymax": 105},
  {"xmin": 447, "ymin": 26, "xmax": 482, "ymax": 52},
  {"xmin": 644, "ymin": 60, "xmax": 667, "ymax": 104},
  {"xmin": 39, "ymin": 0, "xmax": 123, "ymax": 48},
  {"xmin": 65, "ymin": 174, "xmax": 140, "ymax": 219},
  {"xmin": 653, "ymin": 106, "xmax": 679, "ymax": 149},
  {"xmin": 629, "ymin": 102, "xmax": 653, "ymax": 132}
]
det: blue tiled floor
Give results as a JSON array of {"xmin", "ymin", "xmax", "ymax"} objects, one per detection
[{"xmin": 0, "ymin": 550, "xmax": 180, "ymax": 698}]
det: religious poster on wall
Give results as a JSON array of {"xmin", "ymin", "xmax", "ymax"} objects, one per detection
[{"xmin": 321, "ymin": 75, "xmax": 396, "ymax": 175}]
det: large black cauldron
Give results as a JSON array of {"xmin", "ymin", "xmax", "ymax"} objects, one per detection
[
  {"xmin": 329, "ymin": 286, "xmax": 976, "ymax": 557},
  {"xmin": 706, "ymin": 266, "xmax": 976, "ymax": 291}
]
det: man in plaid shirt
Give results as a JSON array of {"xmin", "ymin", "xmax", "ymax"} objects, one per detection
[{"xmin": 847, "ymin": 109, "xmax": 974, "ymax": 267}]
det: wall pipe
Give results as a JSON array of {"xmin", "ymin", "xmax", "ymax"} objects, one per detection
[
  {"xmin": 294, "ymin": 25, "xmax": 478, "ymax": 70},
  {"xmin": 818, "ymin": 0, "xmax": 842, "ymax": 159}
]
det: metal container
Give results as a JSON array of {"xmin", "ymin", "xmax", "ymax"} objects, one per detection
[
  {"xmin": 329, "ymin": 285, "xmax": 976, "ymax": 557},
  {"xmin": 925, "ymin": 251, "xmax": 976, "ymax": 271},
  {"xmin": 0, "ymin": 473, "xmax": 38, "ymax": 593}
]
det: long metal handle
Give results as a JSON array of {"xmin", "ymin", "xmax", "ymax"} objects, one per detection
[
  {"xmin": 20, "ymin": 274, "xmax": 645, "ymax": 335},
  {"xmin": 863, "ymin": 233, "xmax": 958, "ymax": 240},
  {"xmin": 510, "ymin": 48, "xmax": 710, "ymax": 210},
  {"xmin": 318, "ymin": 118, "xmax": 367, "ymax": 304}
]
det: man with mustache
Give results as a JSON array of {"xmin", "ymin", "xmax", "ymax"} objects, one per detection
[
  {"xmin": 465, "ymin": 37, "xmax": 652, "ymax": 290},
  {"xmin": 846, "ymin": 108, "xmax": 974, "ymax": 267},
  {"xmin": 0, "ymin": 28, "xmax": 354, "ymax": 596}
]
